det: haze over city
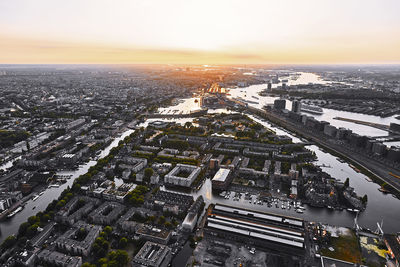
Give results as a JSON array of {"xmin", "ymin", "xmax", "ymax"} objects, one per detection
[{"xmin": 1, "ymin": 0, "xmax": 400, "ymax": 64}]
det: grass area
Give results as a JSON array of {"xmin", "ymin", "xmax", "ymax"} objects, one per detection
[{"xmin": 320, "ymin": 230, "xmax": 362, "ymax": 264}]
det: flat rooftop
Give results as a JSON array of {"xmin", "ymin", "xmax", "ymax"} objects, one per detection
[{"xmin": 212, "ymin": 168, "xmax": 230, "ymax": 182}]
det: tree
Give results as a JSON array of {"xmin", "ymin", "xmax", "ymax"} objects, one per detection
[
  {"xmin": 26, "ymin": 224, "xmax": 39, "ymax": 238},
  {"xmin": 82, "ymin": 263, "xmax": 96, "ymax": 267},
  {"xmin": 109, "ymin": 250, "xmax": 129, "ymax": 266},
  {"xmin": 119, "ymin": 237, "xmax": 128, "ymax": 249},
  {"xmin": 158, "ymin": 216, "xmax": 166, "ymax": 225},
  {"xmin": 144, "ymin": 168, "xmax": 154, "ymax": 184},
  {"xmin": 344, "ymin": 177, "xmax": 350, "ymax": 188},
  {"xmin": 361, "ymin": 194, "xmax": 368, "ymax": 204},
  {"xmin": 103, "ymin": 226, "xmax": 113, "ymax": 235},
  {"xmin": 1, "ymin": 235, "xmax": 17, "ymax": 249},
  {"xmin": 18, "ymin": 222, "xmax": 30, "ymax": 236}
]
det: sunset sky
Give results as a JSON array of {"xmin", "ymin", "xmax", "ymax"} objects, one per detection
[{"xmin": 1, "ymin": 0, "xmax": 400, "ymax": 64}]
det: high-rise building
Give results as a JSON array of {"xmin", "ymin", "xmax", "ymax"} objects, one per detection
[
  {"xmin": 292, "ymin": 100, "xmax": 302, "ymax": 113},
  {"xmin": 274, "ymin": 99, "xmax": 286, "ymax": 110}
]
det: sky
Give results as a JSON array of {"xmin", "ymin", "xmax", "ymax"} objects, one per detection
[{"xmin": 0, "ymin": 0, "xmax": 400, "ymax": 64}]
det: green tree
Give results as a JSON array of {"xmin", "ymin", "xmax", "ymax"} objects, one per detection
[
  {"xmin": 361, "ymin": 194, "xmax": 368, "ymax": 204},
  {"xmin": 1, "ymin": 235, "xmax": 17, "ymax": 249},
  {"xmin": 109, "ymin": 250, "xmax": 129, "ymax": 266},
  {"xmin": 119, "ymin": 237, "xmax": 128, "ymax": 249},
  {"xmin": 18, "ymin": 222, "xmax": 30, "ymax": 236},
  {"xmin": 81, "ymin": 263, "xmax": 96, "ymax": 267},
  {"xmin": 144, "ymin": 168, "xmax": 154, "ymax": 184},
  {"xmin": 103, "ymin": 226, "xmax": 113, "ymax": 235},
  {"xmin": 158, "ymin": 216, "xmax": 166, "ymax": 225},
  {"xmin": 344, "ymin": 177, "xmax": 350, "ymax": 188}
]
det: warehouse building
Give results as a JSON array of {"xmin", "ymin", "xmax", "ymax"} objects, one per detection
[{"xmin": 204, "ymin": 204, "xmax": 305, "ymax": 255}]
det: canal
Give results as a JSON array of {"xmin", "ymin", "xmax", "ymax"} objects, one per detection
[
  {"xmin": 1, "ymin": 71, "xmax": 399, "ymax": 243},
  {"xmin": 0, "ymin": 130, "xmax": 134, "ymax": 242}
]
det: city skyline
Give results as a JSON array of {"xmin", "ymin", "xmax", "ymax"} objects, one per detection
[{"xmin": 1, "ymin": 0, "xmax": 400, "ymax": 64}]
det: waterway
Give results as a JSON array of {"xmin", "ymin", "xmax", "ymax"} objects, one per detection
[
  {"xmin": 153, "ymin": 72, "xmax": 400, "ymax": 233},
  {"xmin": 227, "ymin": 73, "xmax": 398, "ymax": 137},
  {"xmin": 0, "ymin": 129, "xmax": 134, "ymax": 242},
  {"xmin": 1, "ymin": 72, "xmax": 399, "ymax": 242}
]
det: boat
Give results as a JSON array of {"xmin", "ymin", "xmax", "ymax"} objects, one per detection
[
  {"xmin": 336, "ymin": 158, "xmax": 346, "ymax": 163},
  {"xmin": 296, "ymin": 209, "xmax": 304, "ymax": 214},
  {"xmin": 32, "ymin": 195, "xmax": 39, "ymax": 201},
  {"xmin": 219, "ymin": 191, "xmax": 227, "ymax": 197},
  {"xmin": 349, "ymin": 164, "xmax": 361, "ymax": 173},
  {"xmin": 48, "ymin": 184, "xmax": 60, "ymax": 188},
  {"xmin": 7, "ymin": 207, "xmax": 23, "ymax": 218},
  {"xmin": 32, "ymin": 206, "xmax": 36, "ymax": 210},
  {"xmin": 301, "ymin": 104, "xmax": 323, "ymax": 115},
  {"xmin": 39, "ymin": 191, "xmax": 45, "ymax": 196},
  {"xmin": 378, "ymin": 187, "xmax": 390, "ymax": 193},
  {"xmin": 365, "ymin": 177, "xmax": 373, "ymax": 182}
]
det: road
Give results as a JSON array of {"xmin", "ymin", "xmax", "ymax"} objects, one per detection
[{"xmin": 243, "ymin": 105, "xmax": 400, "ymax": 193}]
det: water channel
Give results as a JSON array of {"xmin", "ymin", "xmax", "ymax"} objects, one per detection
[{"xmin": 1, "ymin": 72, "xmax": 399, "ymax": 243}]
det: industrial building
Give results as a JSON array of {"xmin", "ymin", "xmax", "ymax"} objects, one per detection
[{"xmin": 204, "ymin": 204, "xmax": 305, "ymax": 255}]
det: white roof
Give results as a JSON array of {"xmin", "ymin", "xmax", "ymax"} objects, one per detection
[{"xmin": 212, "ymin": 168, "xmax": 230, "ymax": 182}]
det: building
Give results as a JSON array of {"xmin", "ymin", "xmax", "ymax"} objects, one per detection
[
  {"xmin": 274, "ymin": 99, "xmax": 286, "ymax": 110},
  {"xmin": 37, "ymin": 249, "xmax": 82, "ymax": 267},
  {"xmin": 55, "ymin": 196, "xmax": 100, "ymax": 225},
  {"xmin": 88, "ymin": 201, "xmax": 125, "ymax": 225},
  {"xmin": 291, "ymin": 100, "xmax": 302, "ymax": 113},
  {"xmin": 136, "ymin": 225, "xmax": 171, "ymax": 245},
  {"xmin": 147, "ymin": 190, "xmax": 193, "ymax": 215},
  {"xmin": 55, "ymin": 221, "xmax": 102, "ymax": 257},
  {"xmin": 37, "ymin": 249, "xmax": 81, "ymax": 267},
  {"xmin": 387, "ymin": 146, "xmax": 400, "ymax": 163},
  {"xmin": 16, "ymin": 249, "xmax": 39, "ymax": 266},
  {"xmin": 390, "ymin": 123, "xmax": 400, "ymax": 133},
  {"xmin": 384, "ymin": 234, "xmax": 400, "ymax": 266},
  {"xmin": 211, "ymin": 168, "xmax": 232, "ymax": 190},
  {"xmin": 182, "ymin": 195, "xmax": 204, "ymax": 232},
  {"xmin": 132, "ymin": 241, "xmax": 172, "ymax": 267},
  {"xmin": 324, "ymin": 125, "xmax": 337, "ymax": 137},
  {"xmin": 204, "ymin": 204, "xmax": 305, "ymax": 254},
  {"xmin": 164, "ymin": 164, "xmax": 201, "ymax": 187},
  {"xmin": 371, "ymin": 142, "xmax": 387, "ymax": 156},
  {"xmin": 117, "ymin": 207, "xmax": 139, "ymax": 233}
]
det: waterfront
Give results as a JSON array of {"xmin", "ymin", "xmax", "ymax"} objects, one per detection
[
  {"xmin": 1, "ymin": 73, "xmax": 399, "ymax": 243},
  {"xmin": 227, "ymin": 72, "xmax": 398, "ymax": 137},
  {"xmin": 0, "ymin": 129, "xmax": 134, "ymax": 242}
]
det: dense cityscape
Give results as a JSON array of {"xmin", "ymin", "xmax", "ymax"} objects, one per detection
[
  {"xmin": 0, "ymin": 64, "xmax": 399, "ymax": 267},
  {"xmin": 1, "ymin": 0, "xmax": 400, "ymax": 266}
]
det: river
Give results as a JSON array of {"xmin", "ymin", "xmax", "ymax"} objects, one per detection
[
  {"xmin": 1, "ymin": 72, "xmax": 399, "ymax": 242},
  {"xmin": 155, "ymin": 72, "xmax": 400, "ymax": 233}
]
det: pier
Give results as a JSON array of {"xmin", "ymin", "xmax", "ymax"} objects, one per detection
[{"xmin": 333, "ymin": 117, "xmax": 390, "ymax": 131}]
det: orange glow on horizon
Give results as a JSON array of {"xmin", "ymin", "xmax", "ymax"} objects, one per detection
[{"xmin": 1, "ymin": 34, "xmax": 399, "ymax": 65}]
